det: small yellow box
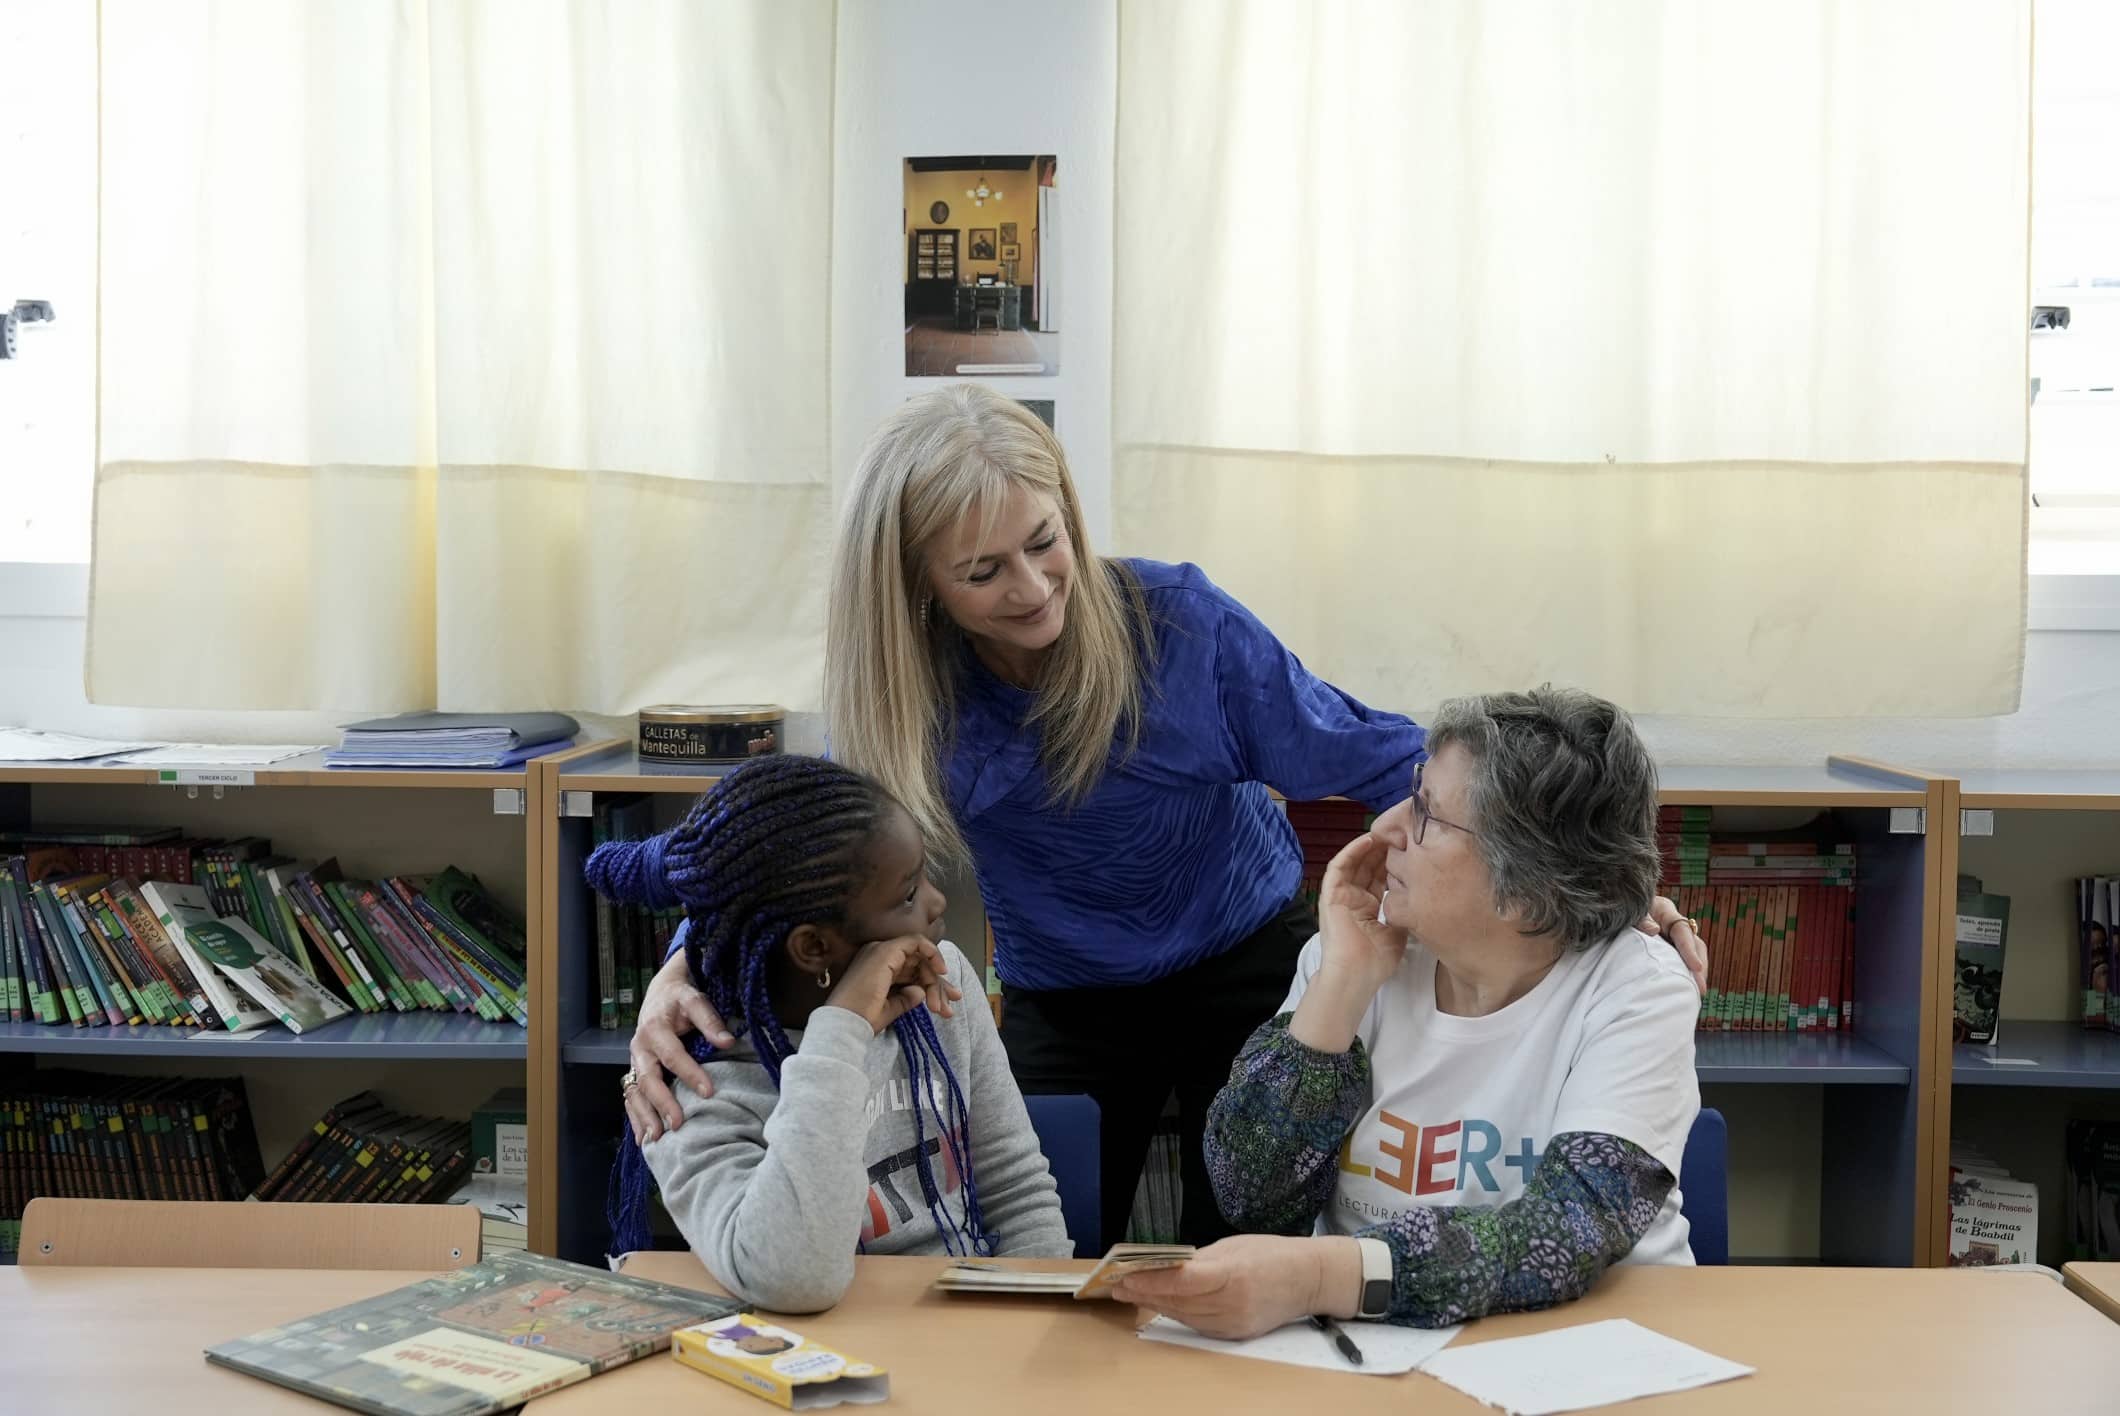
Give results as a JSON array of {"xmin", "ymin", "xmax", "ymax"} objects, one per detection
[{"xmin": 672, "ymin": 1314, "xmax": 890, "ymax": 1410}]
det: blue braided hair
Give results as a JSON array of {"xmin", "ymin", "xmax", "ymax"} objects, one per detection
[{"xmin": 589, "ymin": 754, "xmax": 993, "ymax": 1260}]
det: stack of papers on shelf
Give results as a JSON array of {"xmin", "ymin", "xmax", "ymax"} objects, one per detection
[
  {"xmin": 445, "ymin": 1175, "xmax": 528, "ymax": 1257},
  {"xmin": 114, "ymin": 744, "xmax": 320, "ymax": 766},
  {"xmin": 0, "ymin": 728, "xmax": 155, "ymax": 762},
  {"xmin": 0, "ymin": 729, "xmax": 320, "ymax": 767},
  {"xmin": 325, "ymin": 712, "xmax": 580, "ymax": 769}
]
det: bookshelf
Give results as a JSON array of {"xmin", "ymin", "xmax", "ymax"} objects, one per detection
[
  {"xmin": 533, "ymin": 739, "xmax": 722, "ymax": 1264},
  {"xmin": 3, "ymin": 743, "xmax": 1968, "ymax": 1270},
  {"xmin": 0, "ymin": 758, "xmax": 543, "ymax": 1253},
  {"xmin": 1659, "ymin": 759, "xmax": 1942, "ymax": 1267},
  {"xmin": 1878, "ymin": 765, "xmax": 2120, "ymax": 1268}
]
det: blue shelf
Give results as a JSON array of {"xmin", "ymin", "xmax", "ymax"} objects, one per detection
[
  {"xmin": 1954, "ymin": 1021, "xmax": 2120, "ymax": 1088},
  {"xmin": 1694, "ymin": 1030, "xmax": 1910, "ymax": 1085},
  {"xmin": 0, "ymin": 1013, "xmax": 526, "ymax": 1060},
  {"xmin": 562, "ymin": 1027, "xmax": 631, "ymax": 1066}
]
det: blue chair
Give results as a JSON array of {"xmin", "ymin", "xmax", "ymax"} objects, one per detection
[
  {"xmin": 1022, "ymin": 1094, "xmax": 1101, "ymax": 1258},
  {"xmin": 1680, "ymin": 1107, "xmax": 1729, "ymax": 1265}
]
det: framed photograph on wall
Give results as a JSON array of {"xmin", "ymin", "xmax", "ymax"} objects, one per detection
[{"xmin": 905, "ymin": 154, "xmax": 1058, "ymax": 377}]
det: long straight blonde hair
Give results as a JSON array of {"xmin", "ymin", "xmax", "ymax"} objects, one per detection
[{"xmin": 826, "ymin": 386, "xmax": 1150, "ymax": 871}]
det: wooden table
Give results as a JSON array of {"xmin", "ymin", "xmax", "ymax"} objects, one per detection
[
  {"xmin": 12, "ymin": 1257, "xmax": 2120, "ymax": 1414},
  {"xmin": 525, "ymin": 1254, "xmax": 2120, "ymax": 1415},
  {"xmin": 0, "ymin": 1265, "xmax": 425, "ymax": 1415},
  {"xmin": 2066, "ymin": 1261, "xmax": 2120, "ymax": 1323}
]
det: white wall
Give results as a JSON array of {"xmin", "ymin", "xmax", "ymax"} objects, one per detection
[{"xmin": 3, "ymin": 0, "xmax": 2115, "ymax": 776}]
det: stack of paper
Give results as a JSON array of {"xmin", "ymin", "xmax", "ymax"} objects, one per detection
[
  {"xmin": 325, "ymin": 713, "xmax": 579, "ymax": 769},
  {"xmin": 0, "ymin": 728, "xmax": 154, "ymax": 762},
  {"xmin": 445, "ymin": 1174, "xmax": 529, "ymax": 1257},
  {"xmin": 0, "ymin": 729, "xmax": 320, "ymax": 766}
]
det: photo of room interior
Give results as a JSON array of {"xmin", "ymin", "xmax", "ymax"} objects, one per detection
[{"xmin": 904, "ymin": 154, "xmax": 1059, "ymax": 377}]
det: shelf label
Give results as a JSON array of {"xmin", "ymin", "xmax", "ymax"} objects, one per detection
[{"xmin": 158, "ymin": 769, "xmax": 255, "ymax": 787}]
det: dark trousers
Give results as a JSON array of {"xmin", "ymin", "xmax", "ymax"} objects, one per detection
[{"xmin": 998, "ymin": 895, "xmax": 1316, "ymax": 1250}]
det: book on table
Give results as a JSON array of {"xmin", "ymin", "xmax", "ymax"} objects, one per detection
[{"xmin": 205, "ymin": 1249, "xmax": 741, "ymax": 1416}]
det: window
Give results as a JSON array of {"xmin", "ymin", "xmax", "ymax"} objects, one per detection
[
  {"xmin": 2030, "ymin": 0, "xmax": 2120, "ymax": 576},
  {"xmin": 0, "ymin": 3, "xmax": 95, "ymax": 566}
]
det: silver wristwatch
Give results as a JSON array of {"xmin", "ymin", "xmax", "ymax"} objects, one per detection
[{"xmin": 1355, "ymin": 1236, "xmax": 1393, "ymax": 1319}]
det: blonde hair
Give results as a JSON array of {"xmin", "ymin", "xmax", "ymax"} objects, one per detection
[{"xmin": 826, "ymin": 385, "xmax": 1150, "ymax": 871}]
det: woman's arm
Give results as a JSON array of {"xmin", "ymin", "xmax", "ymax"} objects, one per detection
[
  {"xmin": 1203, "ymin": 1016, "xmax": 1372, "ymax": 1235},
  {"xmin": 1111, "ymin": 1131, "xmax": 1674, "ymax": 1338},
  {"xmin": 643, "ymin": 1012, "xmax": 876, "ymax": 1313},
  {"xmin": 1360, "ymin": 1131, "xmax": 1674, "ymax": 1327},
  {"xmin": 945, "ymin": 947, "xmax": 1072, "ymax": 1257},
  {"xmin": 625, "ymin": 926, "xmax": 734, "ymax": 1140},
  {"xmin": 1203, "ymin": 574, "xmax": 1425, "ymax": 811}
]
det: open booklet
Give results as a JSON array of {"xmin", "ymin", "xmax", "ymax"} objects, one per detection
[{"xmin": 933, "ymin": 1243, "xmax": 1195, "ymax": 1300}]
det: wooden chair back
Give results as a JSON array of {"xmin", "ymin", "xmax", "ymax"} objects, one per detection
[{"xmin": 19, "ymin": 1197, "xmax": 482, "ymax": 1270}]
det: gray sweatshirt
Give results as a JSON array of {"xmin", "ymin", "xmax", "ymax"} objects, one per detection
[{"xmin": 641, "ymin": 940, "xmax": 1071, "ymax": 1311}]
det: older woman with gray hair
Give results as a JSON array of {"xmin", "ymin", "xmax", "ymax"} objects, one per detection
[{"xmin": 1114, "ymin": 687, "xmax": 1698, "ymax": 1337}]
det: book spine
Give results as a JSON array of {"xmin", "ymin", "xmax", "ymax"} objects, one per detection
[
  {"xmin": 97, "ymin": 887, "xmax": 189, "ymax": 1025},
  {"xmin": 7, "ymin": 864, "xmax": 67, "ymax": 1025},
  {"xmin": 380, "ymin": 883, "xmax": 481, "ymax": 1014},
  {"xmin": 62, "ymin": 886, "xmax": 148, "ymax": 1023},
  {"xmin": 0, "ymin": 865, "xmax": 20, "ymax": 1021},
  {"xmin": 594, "ymin": 803, "xmax": 619, "ymax": 1029},
  {"xmin": 386, "ymin": 879, "xmax": 501, "ymax": 1021},
  {"xmin": 86, "ymin": 891, "xmax": 165, "ymax": 1023},
  {"xmin": 112, "ymin": 881, "xmax": 217, "ymax": 1029},
  {"xmin": 294, "ymin": 876, "xmax": 386, "ymax": 1012},
  {"xmin": 71, "ymin": 892, "xmax": 146, "ymax": 1025},
  {"xmin": 283, "ymin": 879, "xmax": 372, "ymax": 1012},
  {"xmin": 412, "ymin": 894, "xmax": 525, "ymax": 993},
  {"xmin": 399, "ymin": 886, "xmax": 525, "ymax": 1025},
  {"xmin": 354, "ymin": 887, "xmax": 448, "ymax": 1011},
  {"xmin": 324, "ymin": 882, "xmax": 413, "ymax": 1011},
  {"xmin": 32, "ymin": 885, "xmax": 106, "ymax": 1026}
]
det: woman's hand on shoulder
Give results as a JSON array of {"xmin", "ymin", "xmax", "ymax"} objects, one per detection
[
  {"xmin": 828, "ymin": 935, "xmax": 965, "ymax": 1035},
  {"xmin": 1640, "ymin": 896, "xmax": 1709, "ymax": 996},
  {"xmin": 1316, "ymin": 832, "xmax": 1410, "ymax": 996},
  {"xmin": 626, "ymin": 950, "xmax": 737, "ymax": 1145}
]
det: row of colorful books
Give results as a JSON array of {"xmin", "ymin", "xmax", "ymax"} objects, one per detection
[
  {"xmin": 593, "ymin": 794, "xmax": 681, "ymax": 1030},
  {"xmin": 2078, "ymin": 877, "xmax": 2120, "ymax": 1031},
  {"xmin": 1656, "ymin": 805, "xmax": 1858, "ymax": 888},
  {"xmin": 0, "ymin": 828, "xmax": 528, "ymax": 1033},
  {"xmin": 0, "ymin": 1070, "xmax": 265, "ymax": 1256},
  {"xmin": 253, "ymin": 1091, "xmax": 475, "ymax": 1207},
  {"xmin": 1669, "ymin": 882, "xmax": 1855, "ymax": 1032}
]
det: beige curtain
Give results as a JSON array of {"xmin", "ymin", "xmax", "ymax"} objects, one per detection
[
  {"xmin": 91, "ymin": 0, "xmax": 834, "ymax": 711},
  {"xmin": 1113, "ymin": 0, "xmax": 2029, "ymax": 715}
]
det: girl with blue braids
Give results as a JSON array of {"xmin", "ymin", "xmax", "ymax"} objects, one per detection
[{"xmin": 594, "ymin": 754, "xmax": 1069, "ymax": 1312}]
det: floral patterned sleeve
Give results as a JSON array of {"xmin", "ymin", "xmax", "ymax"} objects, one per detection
[
  {"xmin": 1364, "ymin": 1131, "xmax": 1675, "ymax": 1328},
  {"xmin": 1202, "ymin": 1015, "xmax": 1372, "ymax": 1236}
]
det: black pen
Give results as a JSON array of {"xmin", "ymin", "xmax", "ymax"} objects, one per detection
[{"xmin": 1309, "ymin": 1314, "xmax": 1364, "ymax": 1367}]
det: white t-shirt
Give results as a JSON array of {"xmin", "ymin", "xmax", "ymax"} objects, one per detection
[{"xmin": 1281, "ymin": 927, "xmax": 1699, "ymax": 1266}]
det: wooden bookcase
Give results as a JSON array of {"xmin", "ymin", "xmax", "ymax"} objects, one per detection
[
  {"xmin": 1870, "ymin": 766, "xmax": 2120, "ymax": 1268},
  {"xmin": 0, "ymin": 745, "xmax": 1992, "ymax": 1270},
  {"xmin": 0, "ymin": 756, "xmax": 544, "ymax": 1253}
]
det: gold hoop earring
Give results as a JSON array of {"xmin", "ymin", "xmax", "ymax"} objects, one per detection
[{"xmin": 817, "ymin": 969, "xmax": 831, "ymax": 990}]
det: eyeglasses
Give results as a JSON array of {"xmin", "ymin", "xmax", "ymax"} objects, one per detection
[{"xmin": 1410, "ymin": 763, "xmax": 1478, "ymax": 845}]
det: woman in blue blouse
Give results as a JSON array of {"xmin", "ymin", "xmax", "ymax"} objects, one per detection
[{"xmin": 623, "ymin": 384, "xmax": 1706, "ymax": 1249}]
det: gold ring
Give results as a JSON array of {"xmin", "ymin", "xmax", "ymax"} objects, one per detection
[
  {"xmin": 619, "ymin": 1070, "xmax": 640, "ymax": 1094},
  {"xmin": 1681, "ymin": 918, "xmax": 1699, "ymax": 933}
]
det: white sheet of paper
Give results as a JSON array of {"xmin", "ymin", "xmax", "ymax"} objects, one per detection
[
  {"xmin": 1417, "ymin": 1318, "xmax": 1753, "ymax": 1415},
  {"xmin": 0, "ymin": 728, "xmax": 155, "ymax": 762},
  {"xmin": 112, "ymin": 744, "xmax": 321, "ymax": 766},
  {"xmin": 1138, "ymin": 1316, "xmax": 1460, "ymax": 1376},
  {"xmin": 191, "ymin": 1027, "xmax": 268, "ymax": 1041}
]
